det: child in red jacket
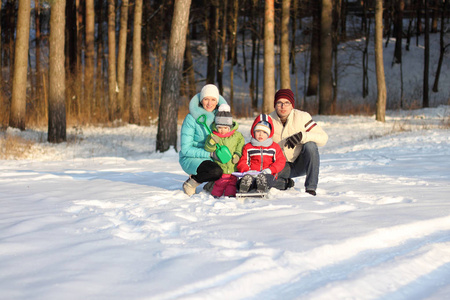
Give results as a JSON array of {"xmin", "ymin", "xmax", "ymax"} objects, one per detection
[{"xmin": 236, "ymin": 114, "xmax": 286, "ymax": 193}]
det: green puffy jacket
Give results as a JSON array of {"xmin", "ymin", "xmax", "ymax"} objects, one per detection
[{"xmin": 204, "ymin": 121, "xmax": 245, "ymax": 174}]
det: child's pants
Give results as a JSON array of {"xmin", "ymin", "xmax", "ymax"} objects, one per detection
[{"xmin": 211, "ymin": 174, "xmax": 237, "ymax": 197}]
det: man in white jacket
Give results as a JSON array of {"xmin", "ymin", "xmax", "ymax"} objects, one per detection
[{"xmin": 269, "ymin": 89, "xmax": 328, "ymax": 196}]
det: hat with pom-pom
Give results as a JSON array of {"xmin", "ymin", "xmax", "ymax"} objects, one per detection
[{"xmin": 215, "ymin": 103, "xmax": 232, "ymax": 127}]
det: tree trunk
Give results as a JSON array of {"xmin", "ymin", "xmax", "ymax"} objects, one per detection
[
  {"xmin": 9, "ymin": 0, "xmax": 31, "ymax": 130},
  {"xmin": 263, "ymin": 0, "xmax": 275, "ymax": 114},
  {"xmin": 423, "ymin": 0, "xmax": 429, "ymax": 108},
  {"xmin": 48, "ymin": 0, "xmax": 67, "ymax": 143},
  {"xmin": 85, "ymin": 0, "xmax": 95, "ymax": 122},
  {"xmin": 206, "ymin": 0, "xmax": 219, "ymax": 84},
  {"xmin": 393, "ymin": 0, "xmax": 404, "ymax": 64},
  {"xmin": 35, "ymin": 0, "xmax": 42, "ymax": 117},
  {"xmin": 108, "ymin": 0, "xmax": 118, "ymax": 121},
  {"xmin": 156, "ymin": 0, "xmax": 192, "ymax": 153},
  {"xmin": 249, "ymin": 0, "xmax": 258, "ymax": 112},
  {"xmin": 65, "ymin": 0, "xmax": 77, "ymax": 120},
  {"xmin": 130, "ymin": 0, "xmax": 143, "ymax": 125},
  {"xmin": 217, "ymin": 0, "xmax": 228, "ymax": 95},
  {"xmin": 290, "ymin": 0, "xmax": 297, "ymax": 74},
  {"xmin": 307, "ymin": 1, "xmax": 320, "ymax": 96},
  {"xmin": 229, "ymin": 0, "xmax": 239, "ymax": 111},
  {"xmin": 76, "ymin": 0, "xmax": 83, "ymax": 120},
  {"xmin": 432, "ymin": 0, "xmax": 448, "ymax": 93},
  {"xmin": 280, "ymin": 0, "xmax": 291, "ymax": 89},
  {"xmin": 95, "ymin": 1, "xmax": 105, "ymax": 119},
  {"xmin": 319, "ymin": 0, "xmax": 334, "ymax": 115},
  {"xmin": 117, "ymin": 0, "xmax": 129, "ymax": 118},
  {"xmin": 375, "ymin": 0, "xmax": 387, "ymax": 122}
]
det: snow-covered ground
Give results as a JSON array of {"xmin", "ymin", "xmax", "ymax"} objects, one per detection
[{"xmin": 1, "ymin": 105, "xmax": 449, "ymax": 299}]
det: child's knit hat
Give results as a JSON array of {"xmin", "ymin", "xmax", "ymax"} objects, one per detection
[
  {"xmin": 215, "ymin": 104, "xmax": 232, "ymax": 127},
  {"xmin": 254, "ymin": 120, "xmax": 271, "ymax": 136}
]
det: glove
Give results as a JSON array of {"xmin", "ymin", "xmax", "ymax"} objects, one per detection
[
  {"xmin": 286, "ymin": 132, "xmax": 303, "ymax": 149},
  {"xmin": 210, "ymin": 151, "xmax": 219, "ymax": 161},
  {"xmin": 209, "ymin": 134, "xmax": 220, "ymax": 145},
  {"xmin": 232, "ymin": 154, "xmax": 240, "ymax": 164},
  {"xmin": 261, "ymin": 168, "xmax": 271, "ymax": 174}
]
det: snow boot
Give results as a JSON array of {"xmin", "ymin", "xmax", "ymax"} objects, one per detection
[
  {"xmin": 203, "ymin": 181, "xmax": 215, "ymax": 193},
  {"xmin": 183, "ymin": 176, "xmax": 200, "ymax": 196},
  {"xmin": 305, "ymin": 189, "xmax": 316, "ymax": 196},
  {"xmin": 239, "ymin": 175, "xmax": 253, "ymax": 193},
  {"xmin": 256, "ymin": 174, "xmax": 268, "ymax": 193}
]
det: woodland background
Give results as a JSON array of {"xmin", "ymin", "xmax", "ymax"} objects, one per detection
[{"xmin": 0, "ymin": 0, "xmax": 449, "ymax": 148}]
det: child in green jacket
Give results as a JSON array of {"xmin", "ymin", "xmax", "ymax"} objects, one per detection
[{"xmin": 205, "ymin": 104, "xmax": 245, "ymax": 197}]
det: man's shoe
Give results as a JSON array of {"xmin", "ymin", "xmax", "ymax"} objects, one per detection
[
  {"xmin": 305, "ymin": 189, "xmax": 316, "ymax": 196},
  {"xmin": 256, "ymin": 174, "xmax": 268, "ymax": 193},
  {"xmin": 239, "ymin": 175, "xmax": 253, "ymax": 193},
  {"xmin": 183, "ymin": 176, "xmax": 200, "ymax": 196}
]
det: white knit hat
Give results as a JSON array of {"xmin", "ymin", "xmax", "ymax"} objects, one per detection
[
  {"xmin": 215, "ymin": 104, "xmax": 232, "ymax": 127},
  {"xmin": 200, "ymin": 84, "xmax": 220, "ymax": 102}
]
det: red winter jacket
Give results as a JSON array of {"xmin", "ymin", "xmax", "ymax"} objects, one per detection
[{"xmin": 237, "ymin": 114, "xmax": 286, "ymax": 177}]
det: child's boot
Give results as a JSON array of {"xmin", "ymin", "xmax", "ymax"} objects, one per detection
[
  {"xmin": 239, "ymin": 175, "xmax": 253, "ymax": 193},
  {"xmin": 256, "ymin": 174, "xmax": 268, "ymax": 193}
]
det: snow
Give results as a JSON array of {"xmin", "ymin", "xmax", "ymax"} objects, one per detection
[
  {"xmin": 1, "ymin": 105, "xmax": 450, "ymax": 299},
  {"xmin": 2, "ymin": 16, "xmax": 450, "ymax": 300}
]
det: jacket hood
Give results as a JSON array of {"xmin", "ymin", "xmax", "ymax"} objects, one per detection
[{"xmin": 250, "ymin": 114, "xmax": 274, "ymax": 139}]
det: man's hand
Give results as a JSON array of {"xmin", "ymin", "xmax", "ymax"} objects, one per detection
[
  {"xmin": 286, "ymin": 132, "xmax": 303, "ymax": 149},
  {"xmin": 209, "ymin": 134, "xmax": 221, "ymax": 145},
  {"xmin": 232, "ymin": 154, "xmax": 240, "ymax": 164}
]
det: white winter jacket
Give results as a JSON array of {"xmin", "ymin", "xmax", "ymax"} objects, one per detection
[{"xmin": 269, "ymin": 109, "xmax": 328, "ymax": 162}]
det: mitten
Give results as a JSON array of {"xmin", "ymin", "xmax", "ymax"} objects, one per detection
[
  {"xmin": 286, "ymin": 132, "xmax": 303, "ymax": 149},
  {"xmin": 210, "ymin": 151, "xmax": 219, "ymax": 161},
  {"xmin": 209, "ymin": 134, "xmax": 220, "ymax": 145},
  {"xmin": 232, "ymin": 154, "xmax": 240, "ymax": 164},
  {"xmin": 261, "ymin": 168, "xmax": 271, "ymax": 174}
]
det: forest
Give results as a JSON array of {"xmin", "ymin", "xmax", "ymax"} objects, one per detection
[{"xmin": 0, "ymin": 0, "xmax": 449, "ymax": 148}]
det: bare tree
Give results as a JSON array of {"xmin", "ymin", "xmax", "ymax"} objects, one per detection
[
  {"xmin": 229, "ymin": 0, "xmax": 239, "ymax": 110},
  {"xmin": 206, "ymin": 0, "xmax": 219, "ymax": 84},
  {"xmin": 85, "ymin": 0, "xmax": 95, "ymax": 121},
  {"xmin": 108, "ymin": 0, "xmax": 118, "ymax": 121},
  {"xmin": 307, "ymin": 1, "xmax": 320, "ymax": 96},
  {"xmin": 393, "ymin": 0, "xmax": 404, "ymax": 64},
  {"xmin": 319, "ymin": 0, "xmax": 334, "ymax": 114},
  {"xmin": 117, "ymin": 0, "xmax": 129, "ymax": 117},
  {"xmin": 9, "ymin": 0, "xmax": 31, "ymax": 130},
  {"xmin": 48, "ymin": 0, "xmax": 67, "ymax": 143},
  {"xmin": 217, "ymin": 0, "xmax": 228, "ymax": 95},
  {"xmin": 156, "ymin": 0, "xmax": 192, "ymax": 152},
  {"xmin": 423, "ymin": 0, "xmax": 430, "ymax": 107},
  {"xmin": 263, "ymin": 0, "xmax": 275, "ymax": 114},
  {"xmin": 130, "ymin": 0, "xmax": 143, "ymax": 124},
  {"xmin": 432, "ymin": 0, "xmax": 450, "ymax": 93},
  {"xmin": 375, "ymin": 0, "xmax": 387, "ymax": 122},
  {"xmin": 280, "ymin": 0, "xmax": 291, "ymax": 89}
]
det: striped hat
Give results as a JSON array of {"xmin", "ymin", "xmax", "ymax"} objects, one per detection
[
  {"xmin": 215, "ymin": 104, "xmax": 232, "ymax": 127},
  {"xmin": 274, "ymin": 89, "xmax": 295, "ymax": 107}
]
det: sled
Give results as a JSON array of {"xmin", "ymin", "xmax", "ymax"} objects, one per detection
[{"xmin": 235, "ymin": 190, "xmax": 268, "ymax": 203}]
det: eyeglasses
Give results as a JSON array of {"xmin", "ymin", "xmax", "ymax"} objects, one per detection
[{"xmin": 276, "ymin": 101, "xmax": 292, "ymax": 107}]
